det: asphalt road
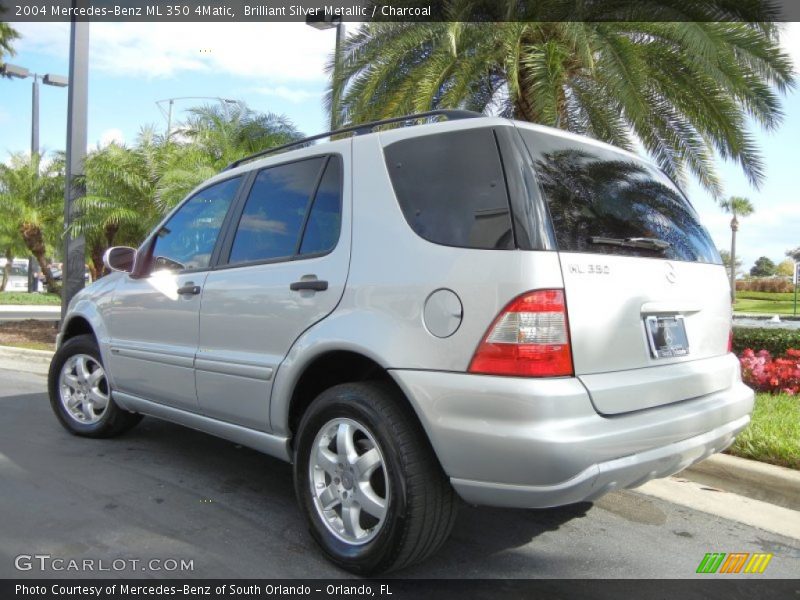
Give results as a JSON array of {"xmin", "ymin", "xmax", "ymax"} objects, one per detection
[{"xmin": 1, "ymin": 368, "xmax": 798, "ymax": 580}]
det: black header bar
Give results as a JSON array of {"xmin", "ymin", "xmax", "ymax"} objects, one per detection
[{"xmin": 2, "ymin": 0, "xmax": 799, "ymax": 23}]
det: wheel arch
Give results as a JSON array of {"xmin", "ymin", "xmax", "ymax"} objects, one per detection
[
  {"xmin": 274, "ymin": 345, "xmax": 435, "ymax": 462},
  {"xmin": 60, "ymin": 314, "xmax": 96, "ymax": 345},
  {"xmin": 284, "ymin": 350, "xmax": 398, "ymax": 440}
]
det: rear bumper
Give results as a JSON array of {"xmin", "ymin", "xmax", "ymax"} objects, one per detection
[{"xmin": 389, "ymin": 354, "xmax": 753, "ymax": 508}]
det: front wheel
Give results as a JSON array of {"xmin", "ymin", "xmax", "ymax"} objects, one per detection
[
  {"xmin": 48, "ymin": 334, "xmax": 142, "ymax": 437},
  {"xmin": 294, "ymin": 381, "xmax": 458, "ymax": 574}
]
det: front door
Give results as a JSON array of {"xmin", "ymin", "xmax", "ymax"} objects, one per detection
[{"xmin": 106, "ymin": 176, "xmax": 242, "ymax": 411}]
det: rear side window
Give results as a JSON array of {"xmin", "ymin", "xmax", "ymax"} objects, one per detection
[
  {"xmin": 518, "ymin": 130, "xmax": 720, "ymax": 263},
  {"xmin": 300, "ymin": 160, "xmax": 342, "ymax": 255},
  {"xmin": 228, "ymin": 156, "xmax": 342, "ymax": 264},
  {"xmin": 383, "ymin": 128, "xmax": 514, "ymax": 250}
]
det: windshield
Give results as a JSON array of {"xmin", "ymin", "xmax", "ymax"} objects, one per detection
[{"xmin": 517, "ymin": 128, "xmax": 720, "ymax": 264}]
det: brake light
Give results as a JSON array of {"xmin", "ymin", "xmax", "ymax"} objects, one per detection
[
  {"xmin": 468, "ymin": 289, "xmax": 573, "ymax": 377},
  {"xmin": 728, "ymin": 329, "xmax": 734, "ymax": 353}
]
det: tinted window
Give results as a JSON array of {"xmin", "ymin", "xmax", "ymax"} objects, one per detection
[
  {"xmin": 152, "ymin": 177, "xmax": 240, "ymax": 271},
  {"xmin": 229, "ymin": 158, "xmax": 325, "ymax": 264},
  {"xmin": 299, "ymin": 159, "xmax": 342, "ymax": 255},
  {"xmin": 384, "ymin": 128, "xmax": 514, "ymax": 250},
  {"xmin": 518, "ymin": 130, "xmax": 720, "ymax": 263}
]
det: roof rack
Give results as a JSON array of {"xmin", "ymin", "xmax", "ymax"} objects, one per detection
[{"xmin": 223, "ymin": 109, "xmax": 482, "ymax": 171}]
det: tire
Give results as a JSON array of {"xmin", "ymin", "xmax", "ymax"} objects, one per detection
[
  {"xmin": 48, "ymin": 334, "xmax": 142, "ymax": 438},
  {"xmin": 294, "ymin": 381, "xmax": 458, "ymax": 574}
]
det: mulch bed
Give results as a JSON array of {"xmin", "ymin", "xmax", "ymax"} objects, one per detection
[{"xmin": 0, "ymin": 319, "xmax": 58, "ymax": 347}]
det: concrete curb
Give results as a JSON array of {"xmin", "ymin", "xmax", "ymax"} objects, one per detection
[
  {"xmin": 0, "ymin": 305, "xmax": 61, "ymax": 313},
  {"xmin": 680, "ymin": 453, "xmax": 800, "ymax": 512},
  {"xmin": 0, "ymin": 345, "xmax": 53, "ymax": 376}
]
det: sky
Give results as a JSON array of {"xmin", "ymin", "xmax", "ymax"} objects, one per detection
[{"xmin": 1, "ymin": 21, "xmax": 799, "ymax": 272}]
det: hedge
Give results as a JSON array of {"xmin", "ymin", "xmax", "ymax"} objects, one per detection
[{"xmin": 732, "ymin": 326, "xmax": 800, "ymax": 356}]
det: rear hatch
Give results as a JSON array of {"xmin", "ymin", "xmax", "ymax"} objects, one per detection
[{"xmin": 516, "ymin": 124, "xmax": 732, "ymax": 415}]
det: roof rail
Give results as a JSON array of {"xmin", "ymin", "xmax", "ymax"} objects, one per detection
[{"xmin": 223, "ymin": 109, "xmax": 482, "ymax": 171}]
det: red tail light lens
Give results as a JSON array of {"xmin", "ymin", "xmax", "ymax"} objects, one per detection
[
  {"xmin": 728, "ymin": 329, "xmax": 734, "ymax": 353},
  {"xmin": 468, "ymin": 289, "xmax": 573, "ymax": 377}
]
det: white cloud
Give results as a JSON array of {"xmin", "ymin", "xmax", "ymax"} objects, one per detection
[
  {"xmin": 250, "ymin": 85, "xmax": 321, "ymax": 103},
  {"xmin": 14, "ymin": 22, "xmax": 337, "ymax": 82},
  {"xmin": 781, "ymin": 22, "xmax": 800, "ymax": 74},
  {"xmin": 97, "ymin": 128, "xmax": 125, "ymax": 147}
]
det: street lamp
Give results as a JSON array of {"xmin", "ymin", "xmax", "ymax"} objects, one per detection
[
  {"xmin": 1, "ymin": 63, "xmax": 69, "ymax": 292},
  {"xmin": 155, "ymin": 96, "xmax": 238, "ymax": 139},
  {"xmin": 0, "ymin": 63, "xmax": 69, "ymax": 158},
  {"xmin": 306, "ymin": 14, "xmax": 345, "ymax": 130}
]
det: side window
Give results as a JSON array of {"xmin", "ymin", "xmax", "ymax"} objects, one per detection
[
  {"xmin": 383, "ymin": 128, "xmax": 514, "ymax": 250},
  {"xmin": 299, "ymin": 158, "xmax": 342, "ymax": 255},
  {"xmin": 152, "ymin": 177, "xmax": 241, "ymax": 272},
  {"xmin": 228, "ymin": 156, "xmax": 342, "ymax": 264}
]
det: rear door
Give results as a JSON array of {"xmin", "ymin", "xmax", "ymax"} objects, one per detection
[
  {"xmin": 516, "ymin": 125, "xmax": 732, "ymax": 414},
  {"xmin": 196, "ymin": 146, "xmax": 350, "ymax": 431}
]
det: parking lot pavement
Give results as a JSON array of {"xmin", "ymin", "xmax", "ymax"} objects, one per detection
[{"xmin": 1, "ymin": 367, "xmax": 798, "ymax": 579}]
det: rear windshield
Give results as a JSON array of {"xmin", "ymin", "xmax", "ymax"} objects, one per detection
[{"xmin": 518, "ymin": 129, "xmax": 721, "ymax": 263}]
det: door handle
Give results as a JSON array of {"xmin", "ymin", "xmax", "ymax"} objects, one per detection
[
  {"xmin": 290, "ymin": 279, "xmax": 328, "ymax": 292},
  {"xmin": 176, "ymin": 283, "xmax": 201, "ymax": 295}
]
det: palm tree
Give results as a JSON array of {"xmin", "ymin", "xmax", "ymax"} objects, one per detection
[
  {"xmin": 74, "ymin": 140, "xmax": 161, "ymax": 279},
  {"xmin": 0, "ymin": 153, "xmax": 64, "ymax": 294},
  {"xmin": 0, "ymin": 22, "xmax": 19, "ymax": 68},
  {"xmin": 720, "ymin": 196, "xmax": 755, "ymax": 302},
  {"xmin": 157, "ymin": 102, "xmax": 304, "ymax": 210},
  {"xmin": 329, "ymin": 3, "xmax": 794, "ymax": 196}
]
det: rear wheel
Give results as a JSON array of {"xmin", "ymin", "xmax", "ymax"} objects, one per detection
[
  {"xmin": 294, "ymin": 381, "xmax": 458, "ymax": 574},
  {"xmin": 48, "ymin": 334, "xmax": 142, "ymax": 437}
]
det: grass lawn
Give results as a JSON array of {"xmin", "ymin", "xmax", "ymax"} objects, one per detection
[
  {"xmin": 728, "ymin": 393, "xmax": 800, "ymax": 470},
  {"xmin": 737, "ymin": 291, "xmax": 798, "ymax": 302},
  {"xmin": 0, "ymin": 292, "xmax": 61, "ymax": 305},
  {"xmin": 734, "ymin": 297, "xmax": 799, "ymax": 315}
]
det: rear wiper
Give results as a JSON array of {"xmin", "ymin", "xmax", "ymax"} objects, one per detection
[{"xmin": 589, "ymin": 236, "xmax": 671, "ymax": 251}]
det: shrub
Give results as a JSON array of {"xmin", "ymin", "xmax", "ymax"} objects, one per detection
[
  {"xmin": 736, "ymin": 277, "xmax": 794, "ymax": 293},
  {"xmin": 732, "ymin": 327, "xmax": 800, "ymax": 357},
  {"xmin": 739, "ymin": 349, "xmax": 800, "ymax": 395}
]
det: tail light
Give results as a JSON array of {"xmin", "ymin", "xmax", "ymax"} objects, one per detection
[
  {"xmin": 728, "ymin": 329, "xmax": 734, "ymax": 353},
  {"xmin": 468, "ymin": 289, "xmax": 573, "ymax": 377}
]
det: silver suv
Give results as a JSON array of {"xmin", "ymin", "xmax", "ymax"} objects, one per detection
[{"xmin": 49, "ymin": 111, "xmax": 754, "ymax": 574}]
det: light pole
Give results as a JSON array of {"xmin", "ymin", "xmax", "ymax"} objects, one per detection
[
  {"xmin": 306, "ymin": 14, "xmax": 345, "ymax": 130},
  {"xmin": 62, "ymin": 16, "xmax": 89, "ymax": 321},
  {"xmin": 0, "ymin": 63, "xmax": 69, "ymax": 292},
  {"xmin": 155, "ymin": 96, "xmax": 238, "ymax": 139}
]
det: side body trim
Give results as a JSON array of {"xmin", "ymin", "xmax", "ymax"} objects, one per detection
[{"xmin": 113, "ymin": 391, "xmax": 291, "ymax": 462}]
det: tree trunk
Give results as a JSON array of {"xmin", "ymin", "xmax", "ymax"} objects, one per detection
[
  {"xmin": 19, "ymin": 223, "xmax": 60, "ymax": 296},
  {"xmin": 730, "ymin": 217, "xmax": 738, "ymax": 304},
  {"xmin": 513, "ymin": 90, "xmax": 538, "ymax": 123},
  {"xmin": 89, "ymin": 242, "xmax": 104, "ymax": 282},
  {"xmin": 87, "ymin": 222, "xmax": 121, "ymax": 281},
  {"xmin": 0, "ymin": 247, "xmax": 12, "ymax": 292}
]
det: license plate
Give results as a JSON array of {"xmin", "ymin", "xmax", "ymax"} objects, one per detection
[{"xmin": 645, "ymin": 315, "xmax": 689, "ymax": 358}]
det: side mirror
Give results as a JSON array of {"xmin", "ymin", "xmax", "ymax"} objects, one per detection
[{"xmin": 103, "ymin": 246, "xmax": 136, "ymax": 273}]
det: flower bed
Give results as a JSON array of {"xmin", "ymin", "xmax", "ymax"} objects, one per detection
[{"xmin": 740, "ymin": 348, "xmax": 800, "ymax": 395}]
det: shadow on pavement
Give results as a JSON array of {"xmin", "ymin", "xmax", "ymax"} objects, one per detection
[{"xmin": 0, "ymin": 391, "xmax": 589, "ymax": 577}]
